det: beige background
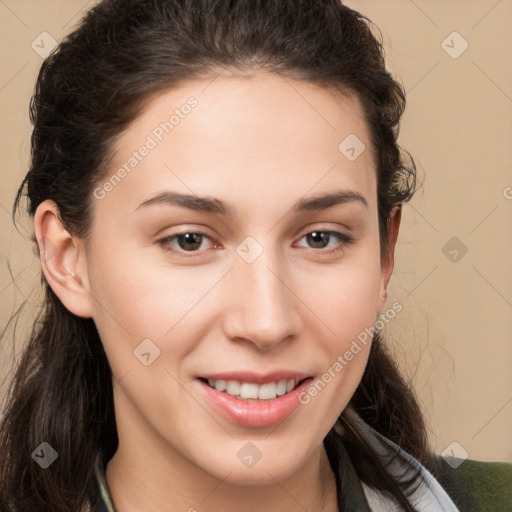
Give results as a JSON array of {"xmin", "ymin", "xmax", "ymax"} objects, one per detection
[{"xmin": 1, "ymin": 1, "xmax": 511, "ymax": 462}]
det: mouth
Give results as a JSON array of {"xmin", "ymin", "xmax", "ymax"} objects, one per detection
[
  {"xmin": 196, "ymin": 375, "xmax": 314, "ymax": 428},
  {"xmin": 198, "ymin": 376, "xmax": 309, "ymax": 401}
]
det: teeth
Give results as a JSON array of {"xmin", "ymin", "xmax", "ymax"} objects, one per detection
[
  {"xmin": 226, "ymin": 380, "xmax": 240, "ymax": 395},
  {"xmin": 213, "ymin": 379, "xmax": 226, "ymax": 392},
  {"xmin": 258, "ymin": 382, "xmax": 277, "ymax": 400},
  {"xmin": 240, "ymin": 382, "xmax": 259, "ymax": 399},
  {"xmin": 276, "ymin": 380, "xmax": 287, "ymax": 396},
  {"xmin": 205, "ymin": 378, "xmax": 300, "ymax": 400}
]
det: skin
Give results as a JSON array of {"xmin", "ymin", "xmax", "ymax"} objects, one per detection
[{"xmin": 34, "ymin": 70, "xmax": 400, "ymax": 512}]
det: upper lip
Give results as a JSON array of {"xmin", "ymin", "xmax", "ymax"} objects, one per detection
[{"xmin": 198, "ymin": 370, "xmax": 312, "ymax": 385}]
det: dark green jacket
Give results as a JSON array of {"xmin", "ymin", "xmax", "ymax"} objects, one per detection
[{"xmin": 430, "ymin": 454, "xmax": 512, "ymax": 511}]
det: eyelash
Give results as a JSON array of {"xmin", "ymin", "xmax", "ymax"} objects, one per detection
[{"xmin": 156, "ymin": 229, "xmax": 355, "ymax": 257}]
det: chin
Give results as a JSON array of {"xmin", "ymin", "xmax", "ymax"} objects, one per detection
[
  {"xmin": 220, "ymin": 463, "xmax": 300, "ymax": 486},
  {"xmin": 198, "ymin": 445, "xmax": 308, "ymax": 485}
]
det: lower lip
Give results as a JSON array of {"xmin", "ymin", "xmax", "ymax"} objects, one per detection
[{"xmin": 197, "ymin": 378, "xmax": 313, "ymax": 428}]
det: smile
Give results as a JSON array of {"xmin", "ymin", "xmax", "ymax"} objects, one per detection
[
  {"xmin": 196, "ymin": 376, "xmax": 314, "ymax": 428},
  {"xmin": 202, "ymin": 377, "xmax": 305, "ymax": 400}
]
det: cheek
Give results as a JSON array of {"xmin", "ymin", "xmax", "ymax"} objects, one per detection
[
  {"xmin": 298, "ymin": 249, "xmax": 382, "ymax": 395},
  {"xmin": 89, "ymin": 243, "xmax": 200, "ymax": 329},
  {"xmin": 304, "ymin": 254, "xmax": 383, "ymax": 337},
  {"xmin": 87, "ymin": 244, "xmax": 226, "ymax": 374},
  {"xmin": 303, "ymin": 266, "xmax": 380, "ymax": 408}
]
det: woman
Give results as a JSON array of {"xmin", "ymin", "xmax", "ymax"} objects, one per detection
[{"xmin": 0, "ymin": 1, "xmax": 510, "ymax": 511}]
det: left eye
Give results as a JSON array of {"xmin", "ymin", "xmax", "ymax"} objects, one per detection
[
  {"xmin": 157, "ymin": 230, "xmax": 354, "ymax": 255},
  {"xmin": 295, "ymin": 230, "xmax": 353, "ymax": 253}
]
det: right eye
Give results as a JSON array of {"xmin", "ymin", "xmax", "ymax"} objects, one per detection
[{"xmin": 156, "ymin": 231, "xmax": 220, "ymax": 256}]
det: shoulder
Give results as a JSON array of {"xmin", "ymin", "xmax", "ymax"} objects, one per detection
[{"xmin": 431, "ymin": 454, "xmax": 512, "ymax": 511}]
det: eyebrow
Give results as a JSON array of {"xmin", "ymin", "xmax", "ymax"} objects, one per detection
[{"xmin": 134, "ymin": 189, "xmax": 368, "ymax": 215}]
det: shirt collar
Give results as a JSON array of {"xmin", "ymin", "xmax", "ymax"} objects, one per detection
[{"xmin": 89, "ymin": 448, "xmax": 116, "ymax": 512}]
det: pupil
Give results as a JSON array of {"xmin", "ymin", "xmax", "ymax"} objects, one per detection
[
  {"xmin": 179, "ymin": 233, "xmax": 202, "ymax": 251},
  {"xmin": 308, "ymin": 231, "xmax": 328, "ymax": 249}
]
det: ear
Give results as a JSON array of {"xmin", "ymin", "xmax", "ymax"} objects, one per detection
[
  {"xmin": 377, "ymin": 205, "xmax": 401, "ymax": 309},
  {"xmin": 33, "ymin": 199, "xmax": 94, "ymax": 318}
]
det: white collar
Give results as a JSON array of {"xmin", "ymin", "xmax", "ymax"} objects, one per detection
[{"xmin": 358, "ymin": 421, "xmax": 460, "ymax": 511}]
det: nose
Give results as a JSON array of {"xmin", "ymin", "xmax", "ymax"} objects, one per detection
[{"xmin": 222, "ymin": 245, "xmax": 303, "ymax": 350}]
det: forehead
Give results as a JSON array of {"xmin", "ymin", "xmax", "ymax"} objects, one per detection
[{"xmin": 95, "ymin": 71, "xmax": 376, "ymax": 219}]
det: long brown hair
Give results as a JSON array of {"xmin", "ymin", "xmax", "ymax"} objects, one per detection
[{"xmin": 1, "ymin": 1, "xmax": 434, "ymax": 510}]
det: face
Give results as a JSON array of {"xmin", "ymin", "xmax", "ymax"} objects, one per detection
[{"xmin": 49, "ymin": 71, "xmax": 397, "ymax": 484}]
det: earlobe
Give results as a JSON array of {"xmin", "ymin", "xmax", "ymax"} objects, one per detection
[{"xmin": 34, "ymin": 199, "xmax": 94, "ymax": 318}]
